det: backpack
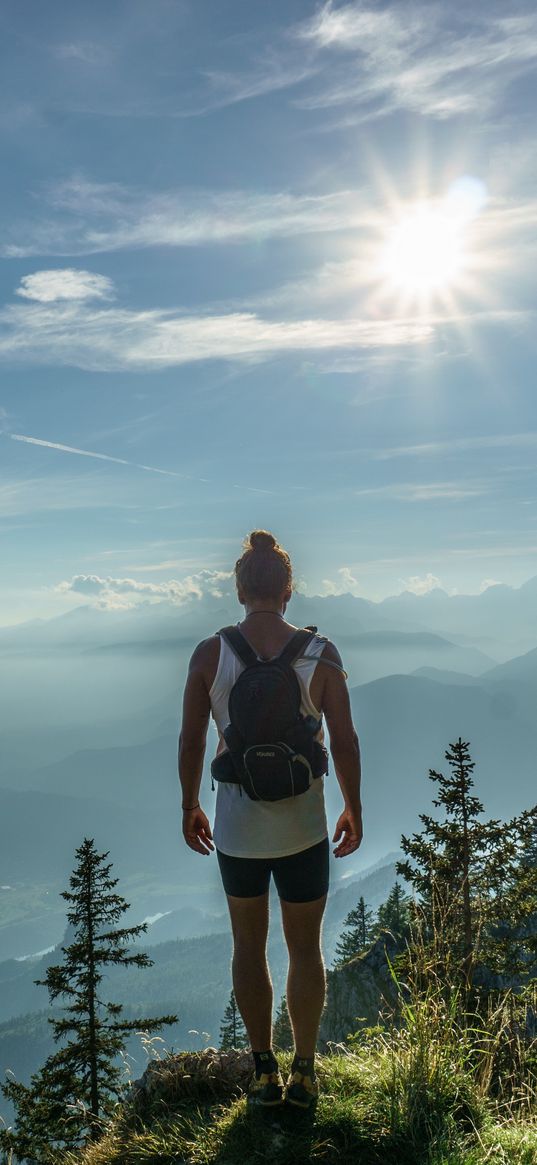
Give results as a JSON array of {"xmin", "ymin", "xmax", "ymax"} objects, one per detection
[{"xmin": 210, "ymin": 624, "xmax": 329, "ymax": 802}]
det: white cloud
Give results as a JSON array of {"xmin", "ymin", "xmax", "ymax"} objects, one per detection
[
  {"xmin": 3, "ymin": 181, "xmax": 369, "ymax": 258},
  {"xmin": 338, "ymin": 566, "xmax": 360, "ymax": 591},
  {"xmin": 354, "ymin": 481, "xmax": 487, "ymax": 502},
  {"xmin": 296, "ymin": 3, "xmax": 537, "ymax": 123},
  {"xmin": 16, "ymin": 269, "xmax": 114, "ymax": 303},
  {"xmin": 301, "ymin": 4, "xmax": 420, "ymax": 55},
  {"xmin": 55, "ymin": 569, "xmax": 234, "ymax": 609},
  {"xmin": 0, "ymin": 289, "xmax": 434, "ymax": 372},
  {"xmin": 319, "ymin": 565, "xmax": 362, "ymax": 596},
  {"xmin": 5, "ymin": 178, "xmax": 537, "ymax": 314},
  {"xmin": 448, "ymin": 544, "xmax": 537, "ymax": 559},
  {"xmin": 480, "ymin": 578, "xmax": 503, "ymax": 591},
  {"xmin": 372, "ymin": 432, "xmax": 537, "ymax": 460},
  {"xmin": 399, "ymin": 573, "xmax": 443, "ymax": 595}
]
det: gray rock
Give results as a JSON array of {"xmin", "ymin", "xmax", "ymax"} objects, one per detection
[{"xmin": 320, "ymin": 929, "xmax": 400, "ymax": 1046}]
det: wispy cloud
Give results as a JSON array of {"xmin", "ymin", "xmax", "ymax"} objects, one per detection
[
  {"xmin": 201, "ymin": 52, "xmax": 318, "ymax": 110},
  {"xmin": 295, "ymin": 3, "xmax": 537, "ymax": 123},
  {"xmin": 156, "ymin": 3, "xmax": 537, "ymax": 128},
  {"xmin": 448, "ymin": 543, "xmax": 537, "ymax": 559},
  {"xmin": 54, "ymin": 41, "xmax": 111, "ymax": 66},
  {"xmin": 372, "ymin": 433, "xmax": 537, "ymax": 460},
  {"xmin": 0, "ymin": 277, "xmax": 434, "ymax": 371},
  {"xmin": 354, "ymin": 481, "xmax": 488, "ymax": 502},
  {"xmin": 5, "ymin": 174, "xmax": 537, "ymax": 286},
  {"xmin": 2, "ymin": 180, "xmax": 368, "ymax": 258},
  {"xmin": 0, "ymin": 474, "xmax": 144, "ymax": 519}
]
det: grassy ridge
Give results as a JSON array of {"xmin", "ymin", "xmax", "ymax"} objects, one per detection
[
  {"xmin": 58, "ymin": 944, "xmax": 537, "ymax": 1164},
  {"xmin": 61, "ymin": 1050, "xmax": 537, "ymax": 1165}
]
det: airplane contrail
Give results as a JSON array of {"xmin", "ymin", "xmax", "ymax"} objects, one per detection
[
  {"xmin": 9, "ymin": 433, "xmax": 207, "ymax": 480},
  {"xmin": 8, "ymin": 432, "xmax": 274, "ymax": 493}
]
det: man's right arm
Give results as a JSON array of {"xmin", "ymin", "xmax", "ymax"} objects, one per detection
[{"xmin": 320, "ymin": 641, "xmax": 363, "ymax": 855}]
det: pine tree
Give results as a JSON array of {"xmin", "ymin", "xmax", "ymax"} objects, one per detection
[
  {"xmin": 333, "ymin": 895, "xmax": 375, "ymax": 966},
  {"xmin": 480, "ymin": 804, "xmax": 537, "ymax": 980},
  {"xmin": 396, "ymin": 738, "xmax": 491, "ymax": 991},
  {"xmin": 0, "ymin": 838, "xmax": 177, "ymax": 1160},
  {"xmin": 219, "ymin": 990, "xmax": 248, "ymax": 1050},
  {"xmin": 376, "ymin": 881, "xmax": 411, "ymax": 943},
  {"xmin": 273, "ymin": 994, "xmax": 293, "ymax": 1051},
  {"xmin": 396, "ymin": 738, "xmax": 537, "ymax": 997}
]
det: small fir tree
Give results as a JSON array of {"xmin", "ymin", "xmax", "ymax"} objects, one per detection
[
  {"xmin": 219, "ymin": 990, "xmax": 248, "ymax": 1050},
  {"xmin": 0, "ymin": 838, "xmax": 177, "ymax": 1161},
  {"xmin": 480, "ymin": 803, "xmax": 537, "ymax": 980},
  {"xmin": 333, "ymin": 896, "xmax": 376, "ymax": 966},
  {"xmin": 396, "ymin": 738, "xmax": 537, "ymax": 999},
  {"xmin": 397, "ymin": 738, "xmax": 493, "ymax": 992},
  {"xmin": 376, "ymin": 881, "xmax": 411, "ymax": 943},
  {"xmin": 273, "ymin": 994, "xmax": 293, "ymax": 1051}
]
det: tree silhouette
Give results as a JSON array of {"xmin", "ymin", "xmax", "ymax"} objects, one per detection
[
  {"xmin": 273, "ymin": 994, "xmax": 293, "ymax": 1050},
  {"xmin": 376, "ymin": 881, "xmax": 411, "ymax": 943},
  {"xmin": 480, "ymin": 803, "xmax": 537, "ymax": 981},
  {"xmin": 334, "ymin": 896, "xmax": 376, "ymax": 966},
  {"xmin": 219, "ymin": 990, "xmax": 248, "ymax": 1050},
  {"xmin": 396, "ymin": 738, "xmax": 537, "ymax": 998},
  {"xmin": 0, "ymin": 838, "xmax": 177, "ymax": 1160}
]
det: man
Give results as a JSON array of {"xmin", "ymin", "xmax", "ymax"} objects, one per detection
[{"xmin": 178, "ymin": 530, "xmax": 362, "ymax": 1108}]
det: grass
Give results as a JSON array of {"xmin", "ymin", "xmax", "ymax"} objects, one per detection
[
  {"xmin": 34, "ymin": 938, "xmax": 537, "ymax": 1165},
  {"xmin": 58, "ymin": 1047, "xmax": 537, "ymax": 1165}
]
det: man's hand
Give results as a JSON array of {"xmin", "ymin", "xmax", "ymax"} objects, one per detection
[
  {"xmin": 332, "ymin": 806, "xmax": 363, "ymax": 858},
  {"xmin": 182, "ymin": 807, "xmax": 214, "ymax": 856}
]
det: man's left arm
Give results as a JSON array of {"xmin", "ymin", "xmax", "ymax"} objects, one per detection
[{"xmin": 178, "ymin": 642, "xmax": 214, "ymax": 855}]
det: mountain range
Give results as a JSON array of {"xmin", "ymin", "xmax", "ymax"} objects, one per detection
[{"xmin": 1, "ymin": 580, "xmax": 537, "ymax": 963}]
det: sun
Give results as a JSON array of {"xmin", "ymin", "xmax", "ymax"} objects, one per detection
[
  {"xmin": 371, "ymin": 176, "xmax": 489, "ymax": 311},
  {"xmin": 380, "ymin": 203, "xmax": 465, "ymax": 294}
]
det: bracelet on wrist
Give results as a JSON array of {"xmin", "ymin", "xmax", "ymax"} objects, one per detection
[{"xmin": 182, "ymin": 802, "xmax": 199, "ymax": 811}]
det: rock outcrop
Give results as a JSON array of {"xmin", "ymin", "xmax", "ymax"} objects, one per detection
[
  {"xmin": 319, "ymin": 930, "xmax": 401, "ymax": 1047},
  {"xmin": 129, "ymin": 1047, "xmax": 253, "ymax": 1112}
]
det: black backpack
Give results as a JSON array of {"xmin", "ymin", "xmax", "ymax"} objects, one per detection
[{"xmin": 210, "ymin": 624, "xmax": 329, "ymax": 802}]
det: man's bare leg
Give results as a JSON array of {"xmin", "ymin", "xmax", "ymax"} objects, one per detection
[
  {"xmin": 280, "ymin": 894, "xmax": 327, "ymax": 1058},
  {"xmin": 224, "ymin": 892, "xmax": 272, "ymax": 1050}
]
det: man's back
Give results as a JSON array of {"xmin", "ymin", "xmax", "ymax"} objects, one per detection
[{"xmin": 198, "ymin": 615, "xmax": 345, "ymax": 728}]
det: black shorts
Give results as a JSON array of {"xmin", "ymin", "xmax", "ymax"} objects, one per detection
[{"xmin": 216, "ymin": 837, "xmax": 329, "ymax": 903}]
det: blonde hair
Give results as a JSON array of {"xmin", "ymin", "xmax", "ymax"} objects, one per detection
[{"xmin": 235, "ymin": 529, "xmax": 293, "ymax": 602}]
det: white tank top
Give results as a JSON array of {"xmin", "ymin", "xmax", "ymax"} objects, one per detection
[{"xmin": 209, "ymin": 629, "xmax": 329, "ymax": 858}]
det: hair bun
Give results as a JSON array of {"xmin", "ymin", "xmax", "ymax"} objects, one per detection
[{"xmin": 249, "ymin": 529, "xmax": 276, "ymax": 552}]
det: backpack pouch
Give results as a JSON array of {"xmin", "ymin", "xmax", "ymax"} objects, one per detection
[{"xmin": 242, "ymin": 743, "xmax": 313, "ymax": 802}]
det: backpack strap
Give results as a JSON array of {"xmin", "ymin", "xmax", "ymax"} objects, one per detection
[
  {"xmin": 215, "ymin": 625, "xmax": 317, "ymax": 669},
  {"xmin": 276, "ymin": 628, "xmax": 317, "ymax": 667},
  {"xmin": 215, "ymin": 626, "xmax": 258, "ymax": 668},
  {"xmin": 299, "ymin": 625, "xmax": 348, "ymax": 677},
  {"xmin": 215, "ymin": 624, "xmax": 349, "ymax": 678}
]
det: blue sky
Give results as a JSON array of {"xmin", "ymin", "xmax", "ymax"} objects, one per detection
[{"xmin": 1, "ymin": 0, "xmax": 537, "ymax": 624}]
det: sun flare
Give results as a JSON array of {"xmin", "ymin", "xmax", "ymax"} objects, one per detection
[
  {"xmin": 373, "ymin": 177, "xmax": 489, "ymax": 309},
  {"xmin": 380, "ymin": 204, "xmax": 465, "ymax": 294}
]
